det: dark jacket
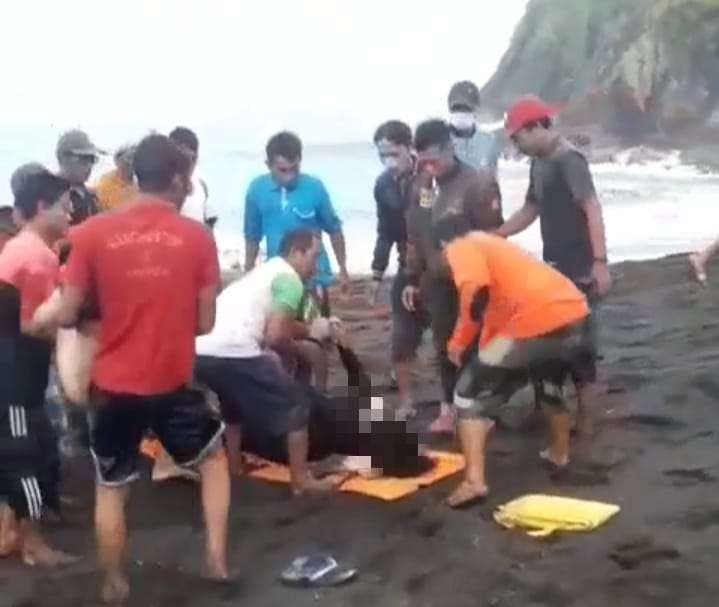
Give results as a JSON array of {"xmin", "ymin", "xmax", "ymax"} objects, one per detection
[
  {"xmin": 405, "ymin": 161, "xmax": 503, "ymax": 283},
  {"xmin": 69, "ymin": 185, "xmax": 99, "ymax": 226},
  {"xmin": 371, "ymin": 169, "xmax": 413, "ymax": 280}
]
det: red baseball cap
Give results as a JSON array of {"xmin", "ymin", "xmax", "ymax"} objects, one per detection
[{"xmin": 505, "ymin": 95, "xmax": 560, "ymax": 136}]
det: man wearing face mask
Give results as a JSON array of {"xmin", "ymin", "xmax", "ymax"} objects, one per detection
[
  {"xmin": 244, "ymin": 131, "xmax": 349, "ymax": 308},
  {"xmin": 371, "ymin": 120, "xmax": 423, "ymax": 418},
  {"xmin": 55, "ymin": 130, "xmax": 102, "ymax": 226},
  {"xmin": 448, "ymin": 81, "xmax": 503, "ymax": 175},
  {"xmin": 403, "ymin": 120, "xmax": 503, "ymax": 433}
]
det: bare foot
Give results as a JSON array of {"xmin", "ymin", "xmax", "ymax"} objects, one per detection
[
  {"xmin": 539, "ymin": 448, "xmax": 569, "ymax": 469},
  {"xmin": 204, "ymin": 559, "xmax": 229, "ymax": 580},
  {"xmin": 446, "ymin": 481, "xmax": 489, "ymax": 509},
  {"xmin": 101, "ymin": 574, "xmax": 129, "ymax": 605},
  {"xmin": 0, "ymin": 506, "xmax": 20, "ymax": 557},
  {"xmin": 291, "ymin": 474, "xmax": 346, "ymax": 497},
  {"xmin": 22, "ymin": 545, "xmax": 80, "ymax": 567},
  {"xmin": 689, "ymin": 253, "xmax": 708, "ymax": 285},
  {"xmin": 152, "ymin": 461, "xmax": 200, "ymax": 483},
  {"xmin": 429, "ymin": 408, "xmax": 456, "ymax": 434}
]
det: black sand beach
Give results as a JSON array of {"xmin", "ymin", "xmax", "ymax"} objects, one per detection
[{"xmin": 3, "ymin": 253, "xmax": 719, "ymax": 607}]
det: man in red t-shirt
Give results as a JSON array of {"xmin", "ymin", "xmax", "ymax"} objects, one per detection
[
  {"xmin": 48, "ymin": 134, "xmax": 229, "ymax": 603},
  {"xmin": 0, "ymin": 170, "xmax": 77, "ymax": 566}
]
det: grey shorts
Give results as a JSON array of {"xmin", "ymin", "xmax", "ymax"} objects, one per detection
[
  {"xmin": 453, "ymin": 318, "xmax": 592, "ymax": 419},
  {"xmin": 390, "ymin": 272, "xmax": 429, "ymax": 363}
]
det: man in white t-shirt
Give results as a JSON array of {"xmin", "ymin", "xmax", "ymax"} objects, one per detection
[
  {"xmin": 195, "ymin": 228, "xmax": 339, "ymax": 495},
  {"xmin": 170, "ymin": 127, "xmax": 218, "ymax": 229}
]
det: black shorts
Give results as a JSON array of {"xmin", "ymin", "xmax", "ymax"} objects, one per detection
[
  {"xmin": 454, "ymin": 318, "xmax": 593, "ymax": 419},
  {"xmin": 0, "ymin": 405, "xmax": 59, "ymax": 519},
  {"xmin": 195, "ymin": 355, "xmax": 309, "ymax": 440},
  {"xmin": 390, "ymin": 271, "xmax": 429, "ymax": 363},
  {"xmin": 89, "ymin": 388, "xmax": 224, "ymax": 486}
]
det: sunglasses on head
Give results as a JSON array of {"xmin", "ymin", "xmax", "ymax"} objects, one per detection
[{"xmin": 69, "ymin": 153, "xmax": 98, "ymax": 165}]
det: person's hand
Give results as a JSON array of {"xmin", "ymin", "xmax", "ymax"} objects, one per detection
[
  {"xmin": 368, "ymin": 280, "xmax": 382, "ymax": 307},
  {"xmin": 338, "ymin": 268, "xmax": 350, "ymax": 300},
  {"xmin": 328, "ymin": 316, "xmax": 348, "ymax": 347},
  {"xmin": 401, "ymin": 285, "xmax": 419, "ymax": 312},
  {"xmin": 592, "ymin": 260, "xmax": 612, "ymax": 297},
  {"xmin": 309, "ymin": 317, "xmax": 332, "ymax": 341},
  {"xmin": 447, "ymin": 347, "xmax": 463, "ymax": 368}
]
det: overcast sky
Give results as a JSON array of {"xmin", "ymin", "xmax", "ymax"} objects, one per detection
[{"xmin": 1, "ymin": 0, "xmax": 527, "ymax": 146}]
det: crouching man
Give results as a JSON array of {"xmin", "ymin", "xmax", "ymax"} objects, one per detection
[
  {"xmin": 195, "ymin": 228, "xmax": 341, "ymax": 495},
  {"xmin": 433, "ymin": 215, "xmax": 593, "ymax": 509}
]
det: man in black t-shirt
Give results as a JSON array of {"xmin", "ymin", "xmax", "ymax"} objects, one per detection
[{"xmin": 495, "ymin": 95, "xmax": 610, "ymax": 436}]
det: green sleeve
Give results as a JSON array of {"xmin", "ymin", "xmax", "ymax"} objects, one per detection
[{"xmin": 270, "ymin": 272, "xmax": 304, "ymax": 315}]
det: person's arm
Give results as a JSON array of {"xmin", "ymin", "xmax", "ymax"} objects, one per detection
[
  {"xmin": 45, "ymin": 227, "xmax": 93, "ymax": 330},
  {"xmin": 315, "ymin": 181, "xmax": 349, "ymax": 286},
  {"xmin": 493, "ymin": 165, "xmax": 539, "ymax": 238},
  {"xmin": 264, "ymin": 272, "xmax": 306, "ymax": 352},
  {"xmin": 199, "ymin": 179, "xmax": 218, "ymax": 230},
  {"xmin": 494, "ymin": 202, "xmax": 539, "ymax": 238},
  {"xmin": 243, "ymin": 185, "xmax": 262, "ymax": 272},
  {"xmin": 196, "ymin": 230, "xmax": 221, "ymax": 335},
  {"xmin": 196, "ymin": 286, "xmax": 217, "ymax": 335},
  {"xmin": 464, "ymin": 171, "xmax": 504, "ymax": 230},
  {"xmin": 329, "ymin": 231, "xmax": 348, "ymax": 277},
  {"xmin": 562, "ymin": 152, "xmax": 612, "ymax": 295},
  {"xmin": 371, "ymin": 179, "xmax": 393, "ymax": 281},
  {"xmin": 447, "ymin": 282, "xmax": 488, "ymax": 361},
  {"xmin": 445, "ymin": 242, "xmax": 490, "ymax": 364}
]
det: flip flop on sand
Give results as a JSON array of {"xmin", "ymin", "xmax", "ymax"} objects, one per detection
[
  {"xmin": 689, "ymin": 253, "xmax": 708, "ymax": 286},
  {"xmin": 446, "ymin": 481, "xmax": 489, "ymax": 510},
  {"xmin": 280, "ymin": 554, "xmax": 357, "ymax": 587}
]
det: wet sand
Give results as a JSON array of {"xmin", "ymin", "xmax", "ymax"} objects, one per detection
[{"xmin": 3, "ymin": 253, "xmax": 719, "ymax": 607}]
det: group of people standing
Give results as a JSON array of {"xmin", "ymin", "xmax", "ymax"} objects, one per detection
[
  {"xmin": 0, "ymin": 78, "xmax": 611, "ymax": 604},
  {"xmin": 368, "ymin": 81, "xmax": 610, "ymax": 506}
]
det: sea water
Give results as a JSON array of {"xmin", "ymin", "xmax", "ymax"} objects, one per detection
[{"xmin": 1, "ymin": 127, "xmax": 718, "ymax": 273}]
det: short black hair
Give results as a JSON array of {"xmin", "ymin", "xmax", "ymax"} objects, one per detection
[
  {"xmin": 14, "ymin": 170, "xmax": 71, "ymax": 221},
  {"xmin": 280, "ymin": 228, "xmax": 317, "ymax": 257},
  {"xmin": 133, "ymin": 134, "xmax": 192, "ymax": 194},
  {"xmin": 432, "ymin": 213, "xmax": 474, "ymax": 249},
  {"xmin": 414, "ymin": 119, "xmax": 452, "ymax": 152},
  {"xmin": 373, "ymin": 120, "xmax": 412, "ymax": 147},
  {"xmin": 266, "ymin": 131, "xmax": 302, "ymax": 162},
  {"xmin": 169, "ymin": 127, "xmax": 199, "ymax": 154},
  {"xmin": 0, "ymin": 207, "xmax": 15, "ymax": 235}
]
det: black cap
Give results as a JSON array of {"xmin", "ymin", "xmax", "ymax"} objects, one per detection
[{"xmin": 448, "ymin": 81, "xmax": 481, "ymax": 111}]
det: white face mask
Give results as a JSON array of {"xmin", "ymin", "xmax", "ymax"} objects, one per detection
[
  {"xmin": 381, "ymin": 156, "xmax": 400, "ymax": 170},
  {"xmin": 449, "ymin": 112, "xmax": 476, "ymax": 132}
]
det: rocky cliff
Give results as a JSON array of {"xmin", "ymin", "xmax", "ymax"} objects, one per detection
[{"xmin": 481, "ymin": 0, "xmax": 719, "ymax": 145}]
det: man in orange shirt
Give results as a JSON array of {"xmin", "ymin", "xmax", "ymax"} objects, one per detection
[
  {"xmin": 433, "ymin": 215, "xmax": 592, "ymax": 508},
  {"xmin": 95, "ymin": 145, "xmax": 138, "ymax": 211}
]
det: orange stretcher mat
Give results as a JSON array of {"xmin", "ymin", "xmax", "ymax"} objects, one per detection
[{"xmin": 140, "ymin": 439, "xmax": 464, "ymax": 502}]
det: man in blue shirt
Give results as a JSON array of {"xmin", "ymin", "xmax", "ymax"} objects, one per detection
[{"xmin": 244, "ymin": 131, "xmax": 349, "ymax": 307}]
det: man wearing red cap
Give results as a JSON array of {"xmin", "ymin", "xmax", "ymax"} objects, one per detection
[{"xmin": 496, "ymin": 95, "xmax": 610, "ymax": 436}]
